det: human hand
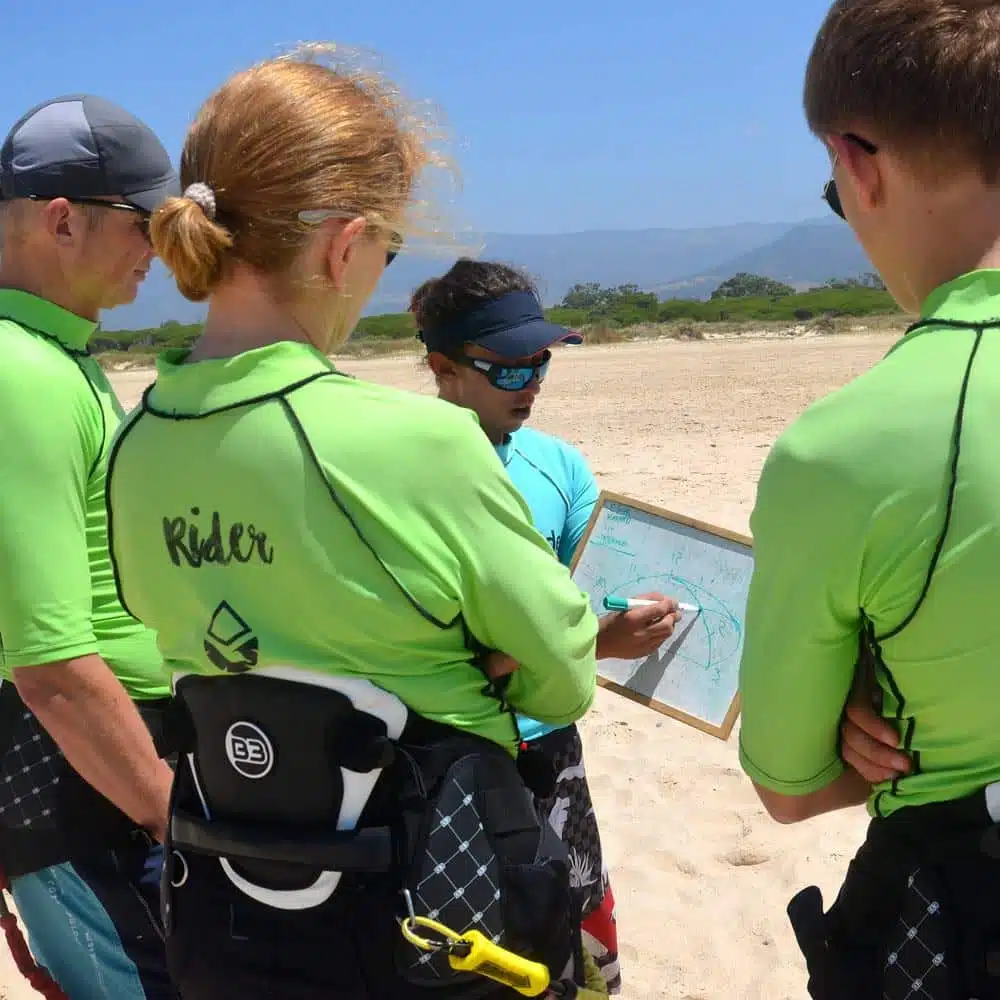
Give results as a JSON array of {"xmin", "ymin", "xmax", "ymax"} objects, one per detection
[
  {"xmin": 840, "ymin": 700, "xmax": 912, "ymax": 784},
  {"xmin": 484, "ymin": 651, "xmax": 519, "ymax": 680},
  {"xmin": 141, "ymin": 763, "xmax": 174, "ymax": 845},
  {"xmin": 596, "ymin": 592, "xmax": 681, "ymax": 660}
]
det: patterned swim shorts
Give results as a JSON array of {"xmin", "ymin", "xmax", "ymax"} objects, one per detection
[{"xmin": 528, "ymin": 724, "xmax": 621, "ymax": 995}]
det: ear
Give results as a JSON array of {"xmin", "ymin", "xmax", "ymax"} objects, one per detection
[
  {"xmin": 322, "ymin": 216, "xmax": 370, "ymax": 290},
  {"xmin": 827, "ymin": 134, "xmax": 882, "ymax": 215},
  {"xmin": 39, "ymin": 198, "xmax": 79, "ymax": 246},
  {"xmin": 426, "ymin": 351, "xmax": 459, "ymax": 380}
]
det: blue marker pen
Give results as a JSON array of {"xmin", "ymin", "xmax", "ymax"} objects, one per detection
[{"xmin": 603, "ymin": 596, "xmax": 700, "ymax": 614}]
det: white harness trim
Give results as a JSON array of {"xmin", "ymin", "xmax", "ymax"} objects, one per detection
[{"xmin": 174, "ymin": 667, "xmax": 408, "ymax": 911}]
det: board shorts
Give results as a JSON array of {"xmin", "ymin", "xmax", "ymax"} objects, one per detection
[
  {"xmin": 528, "ymin": 724, "xmax": 621, "ymax": 995},
  {"xmin": 11, "ymin": 837, "xmax": 175, "ymax": 1000}
]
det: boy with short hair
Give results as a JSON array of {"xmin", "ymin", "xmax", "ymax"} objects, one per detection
[{"xmin": 739, "ymin": 2, "xmax": 1000, "ymax": 997}]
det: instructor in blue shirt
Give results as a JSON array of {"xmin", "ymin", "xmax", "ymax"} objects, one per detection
[{"xmin": 412, "ymin": 259, "xmax": 681, "ymax": 995}]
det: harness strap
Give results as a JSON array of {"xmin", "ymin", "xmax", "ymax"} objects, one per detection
[
  {"xmin": 481, "ymin": 786, "xmax": 541, "ymax": 837},
  {"xmin": 170, "ymin": 810, "xmax": 393, "ymax": 871},
  {"xmin": 0, "ymin": 693, "xmax": 176, "ymax": 878}
]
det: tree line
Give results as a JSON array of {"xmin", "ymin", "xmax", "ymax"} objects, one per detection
[{"xmin": 93, "ymin": 272, "xmax": 899, "ymax": 354}]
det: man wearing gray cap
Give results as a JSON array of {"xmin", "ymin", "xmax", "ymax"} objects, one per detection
[{"xmin": 0, "ymin": 95, "xmax": 178, "ymax": 999}]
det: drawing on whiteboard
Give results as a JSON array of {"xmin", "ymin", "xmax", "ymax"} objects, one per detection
[{"xmin": 572, "ymin": 495, "xmax": 753, "ymax": 738}]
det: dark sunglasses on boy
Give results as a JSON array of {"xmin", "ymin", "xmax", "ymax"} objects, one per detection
[
  {"xmin": 458, "ymin": 349, "xmax": 551, "ymax": 391},
  {"xmin": 822, "ymin": 133, "xmax": 878, "ymax": 220}
]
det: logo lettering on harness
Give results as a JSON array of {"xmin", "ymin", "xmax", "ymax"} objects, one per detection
[{"xmin": 225, "ymin": 722, "xmax": 274, "ymax": 779}]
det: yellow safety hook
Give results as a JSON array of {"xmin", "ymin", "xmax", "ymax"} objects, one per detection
[{"xmin": 399, "ymin": 890, "xmax": 553, "ymax": 997}]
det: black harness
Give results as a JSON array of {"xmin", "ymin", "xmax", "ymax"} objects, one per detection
[
  {"xmin": 163, "ymin": 669, "xmax": 582, "ymax": 992},
  {"xmin": 790, "ymin": 788, "xmax": 1000, "ymax": 999},
  {"xmin": 0, "ymin": 681, "xmax": 173, "ymax": 877}
]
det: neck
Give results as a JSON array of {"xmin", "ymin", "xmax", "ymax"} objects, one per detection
[
  {"xmin": 906, "ymin": 187, "xmax": 1000, "ymax": 307},
  {"xmin": 191, "ymin": 277, "xmax": 314, "ymax": 362},
  {"xmin": 0, "ymin": 257, "xmax": 99, "ymax": 323},
  {"xmin": 469, "ymin": 412, "xmax": 506, "ymax": 447},
  {"xmin": 435, "ymin": 385, "xmax": 506, "ymax": 445}
]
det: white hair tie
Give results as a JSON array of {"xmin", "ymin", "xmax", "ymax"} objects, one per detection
[{"xmin": 183, "ymin": 182, "xmax": 217, "ymax": 220}]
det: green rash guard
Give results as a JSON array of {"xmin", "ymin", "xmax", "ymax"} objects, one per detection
[
  {"xmin": 739, "ymin": 270, "xmax": 1000, "ymax": 818},
  {"xmin": 106, "ymin": 340, "xmax": 598, "ymax": 751},
  {"xmin": 0, "ymin": 290, "xmax": 166, "ymax": 699}
]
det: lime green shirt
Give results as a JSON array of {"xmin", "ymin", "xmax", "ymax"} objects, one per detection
[
  {"xmin": 0, "ymin": 290, "xmax": 166, "ymax": 699},
  {"xmin": 106, "ymin": 341, "xmax": 598, "ymax": 750},
  {"xmin": 740, "ymin": 270, "xmax": 1000, "ymax": 817}
]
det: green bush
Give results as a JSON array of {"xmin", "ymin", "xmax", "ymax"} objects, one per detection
[
  {"xmin": 544, "ymin": 307, "xmax": 589, "ymax": 327},
  {"xmin": 92, "ymin": 320, "xmax": 202, "ymax": 354},
  {"xmin": 353, "ymin": 312, "xmax": 418, "ymax": 340},
  {"xmin": 653, "ymin": 287, "xmax": 895, "ymax": 324},
  {"xmin": 711, "ymin": 273, "xmax": 796, "ymax": 299}
]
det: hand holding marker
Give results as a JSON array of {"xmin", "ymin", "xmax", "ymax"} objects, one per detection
[
  {"xmin": 596, "ymin": 592, "xmax": 682, "ymax": 660},
  {"xmin": 603, "ymin": 595, "xmax": 701, "ymax": 615}
]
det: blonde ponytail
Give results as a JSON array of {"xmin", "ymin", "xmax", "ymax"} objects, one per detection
[{"xmin": 150, "ymin": 189, "xmax": 233, "ymax": 302}]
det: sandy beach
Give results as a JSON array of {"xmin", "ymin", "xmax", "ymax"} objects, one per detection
[{"xmin": 0, "ymin": 333, "xmax": 897, "ymax": 1000}]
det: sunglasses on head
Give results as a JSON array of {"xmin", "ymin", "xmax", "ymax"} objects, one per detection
[
  {"xmin": 297, "ymin": 209, "xmax": 402, "ymax": 267},
  {"xmin": 385, "ymin": 230, "xmax": 402, "ymax": 267},
  {"xmin": 28, "ymin": 194, "xmax": 151, "ymax": 239},
  {"xmin": 822, "ymin": 133, "xmax": 878, "ymax": 220},
  {"xmin": 458, "ymin": 349, "xmax": 551, "ymax": 391}
]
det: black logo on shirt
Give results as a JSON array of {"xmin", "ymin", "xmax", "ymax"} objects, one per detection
[
  {"xmin": 163, "ymin": 508, "xmax": 274, "ymax": 568},
  {"xmin": 204, "ymin": 601, "xmax": 258, "ymax": 674},
  {"xmin": 545, "ymin": 529, "xmax": 561, "ymax": 554}
]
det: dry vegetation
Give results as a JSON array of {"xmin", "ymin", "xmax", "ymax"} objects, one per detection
[
  {"xmin": 333, "ymin": 313, "xmax": 910, "ymax": 359},
  {"xmin": 97, "ymin": 314, "xmax": 912, "ymax": 371}
]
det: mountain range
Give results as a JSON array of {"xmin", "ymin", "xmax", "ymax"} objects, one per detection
[{"xmin": 102, "ymin": 214, "xmax": 872, "ymax": 331}]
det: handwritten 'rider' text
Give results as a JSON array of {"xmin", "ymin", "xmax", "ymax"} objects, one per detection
[{"xmin": 163, "ymin": 508, "xmax": 275, "ymax": 568}]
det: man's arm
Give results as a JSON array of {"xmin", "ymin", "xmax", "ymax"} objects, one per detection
[
  {"xmin": 14, "ymin": 657, "xmax": 172, "ymax": 839},
  {"xmin": 739, "ymin": 432, "xmax": 866, "ymax": 822},
  {"xmin": 0, "ymin": 363, "xmax": 170, "ymax": 838},
  {"xmin": 753, "ymin": 770, "xmax": 871, "ymax": 824}
]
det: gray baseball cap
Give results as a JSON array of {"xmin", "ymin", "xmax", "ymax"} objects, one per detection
[{"xmin": 0, "ymin": 94, "xmax": 178, "ymax": 213}]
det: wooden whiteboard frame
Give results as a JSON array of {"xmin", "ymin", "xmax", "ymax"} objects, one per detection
[{"xmin": 569, "ymin": 490, "xmax": 752, "ymax": 741}]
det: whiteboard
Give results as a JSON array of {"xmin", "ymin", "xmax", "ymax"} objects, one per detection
[{"xmin": 570, "ymin": 492, "xmax": 753, "ymax": 740}]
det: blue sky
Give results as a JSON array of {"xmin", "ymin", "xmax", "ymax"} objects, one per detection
[{"xmin": 5, "ymin": 0, "xmax": 835, "ymax": 234}]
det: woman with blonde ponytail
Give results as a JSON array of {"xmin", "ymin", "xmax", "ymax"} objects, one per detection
[{"xmin": 104, "ymin": 44, "xmax": 602, "ymax": 1000}]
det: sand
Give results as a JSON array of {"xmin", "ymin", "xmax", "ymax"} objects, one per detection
[{"xmin": 0, "ymin": 333, "xmax": 898, "ymax": 1000}]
